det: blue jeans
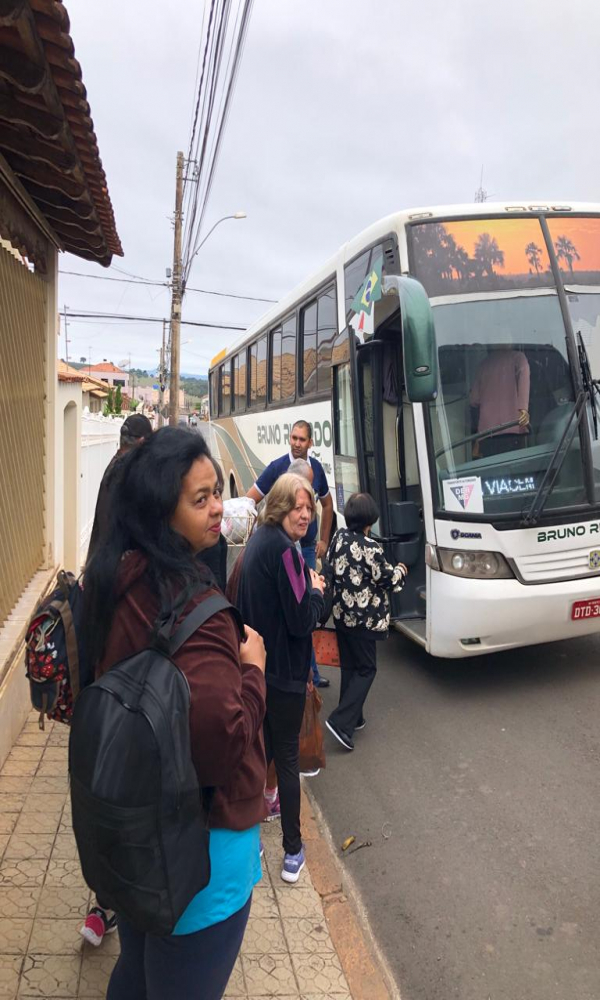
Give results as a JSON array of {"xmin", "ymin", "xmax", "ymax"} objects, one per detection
[
  {"xmin": 301, "ymin": 542, "xmax": 321, "ymax": 685},
  {"xmin": 107, "ymin": 896, "xmax": 252, "ymax": 1000}
]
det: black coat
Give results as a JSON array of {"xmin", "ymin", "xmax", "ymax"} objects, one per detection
[{"xmin": 237, "ymin": 525, "xmax": 324, "ymax": 695}]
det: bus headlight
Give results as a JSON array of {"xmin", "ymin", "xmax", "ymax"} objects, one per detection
[{"xmin": 438, "ymin": 548, "xmax": 514, "ymax": 579}]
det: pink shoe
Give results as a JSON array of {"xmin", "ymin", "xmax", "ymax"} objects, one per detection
[
  {"xmin": 263, "ymin": 791, "xmax": 281, "ymax": 822},
  {"xmin": 79, "ymin": 906, "xmax": 117, "ymax": 947}
]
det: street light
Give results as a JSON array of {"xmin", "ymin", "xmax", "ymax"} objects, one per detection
[{"xmin": 183, "ymin": 211, "xmax": 246, "ymax": 289}]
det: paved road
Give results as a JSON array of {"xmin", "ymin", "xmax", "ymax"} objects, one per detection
[{"xmin": 311, "ymin": 631, "xmax": 600, "ymax": 1000}]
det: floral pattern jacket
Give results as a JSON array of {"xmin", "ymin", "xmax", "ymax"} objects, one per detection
[{"xmin": 328, "ymin": 528, "xmax": 406, "ymax": 637}]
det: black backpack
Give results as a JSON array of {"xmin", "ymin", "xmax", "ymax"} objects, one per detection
[{"xmin": 69, "ymin": 592, "xmax": 242, "ymax": 936}]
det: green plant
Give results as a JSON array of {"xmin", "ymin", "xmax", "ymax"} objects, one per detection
[{"xmin": 114, "ymin": 385, "xmax": 123, "ymax": 414}]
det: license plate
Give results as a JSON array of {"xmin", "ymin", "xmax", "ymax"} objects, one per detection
[{"xmin": 571, "ymin": 598, "xmax": 600, "ymax": 620}]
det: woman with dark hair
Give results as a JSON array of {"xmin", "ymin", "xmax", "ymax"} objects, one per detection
[
  {"xmin": 82, "ymin": 427, "xmax": 267, "ymax": 1000},
  {"xmin": 236, "ymin": 473, "xmax": 325, "ymax": 883},
  {"xmin": 325, "ymin": 492, "xmax": 407, "ymax": 752},
  {"xmin": 197, "ymin": 457, "xmax": 228, "ymax": 591}
]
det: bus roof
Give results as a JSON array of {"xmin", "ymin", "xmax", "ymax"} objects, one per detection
[{"xmin": 209, "ymin": 200, "xmax": 600, "ymax": 369}]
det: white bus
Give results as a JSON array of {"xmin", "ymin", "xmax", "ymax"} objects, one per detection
[{"xmin": 209, "ymin": 202, "xmax": 600, "ymax": 657}]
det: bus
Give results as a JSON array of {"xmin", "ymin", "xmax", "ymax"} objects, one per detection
[{"xmin": 208, "ymin": 202, "xmax": 600, "ymax": 658}]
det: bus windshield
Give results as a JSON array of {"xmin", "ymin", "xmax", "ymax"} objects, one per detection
[{"xmin": 410, "ymin": 215, "xmax": 592, "ymax": 519}]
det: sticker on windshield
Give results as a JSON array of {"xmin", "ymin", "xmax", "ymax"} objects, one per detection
[{"xmin": 443, "ymin": 476, "xmax": 484, "ymax": 514}]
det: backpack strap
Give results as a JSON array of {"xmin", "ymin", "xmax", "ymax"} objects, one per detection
[
  {"xmin": 168, "ymin": 593, "xmax": 244, "ymax": 656},
  {"xmin": 58, "ymin": 600, "xmax": 80, "ymax": 700}
]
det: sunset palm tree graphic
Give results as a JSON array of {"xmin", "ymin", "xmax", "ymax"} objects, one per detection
[
  {"xmin": 525, "ymin": 241, "xmax": 543, "ymax": 274},
  {"xmin": 474, "ymin": 233, "xmax": 505, "ymax": 277},
  {"xmin": 555, "ymin": 236, "xmax": 581, "ymax": 276}
]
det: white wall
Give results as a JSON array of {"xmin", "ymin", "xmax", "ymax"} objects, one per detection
[{"xmin": 80, "ymin": 411, "xmax": 123, "ymax": 563}]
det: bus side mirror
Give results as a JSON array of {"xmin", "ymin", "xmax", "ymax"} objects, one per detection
[{"xmin": 385, "ymin": 276, "xmax": 438, "ymax": 403}]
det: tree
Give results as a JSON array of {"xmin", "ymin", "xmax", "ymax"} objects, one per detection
[
  {"xmin": 103, "ymin": 387, "xmax": 114, "ymax": 417},
  {"xmin": 525, "ymin": 242, "xmax": 543, "ymax": 275},
  {"xmin": 114, "ymin": 385, "xmax": 123, "ymax": 414},
  {"xmin": 555, "ymin": 235, "xmax": 581, "ymax": 276},
  {"xmin": 473, "ymin": 233, "xmax": 505, "ymax": 277}
]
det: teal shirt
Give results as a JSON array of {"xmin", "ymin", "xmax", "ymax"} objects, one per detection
[{"xmin": 173, "ymin": 826, "xmax": 262, "ymax": 935}]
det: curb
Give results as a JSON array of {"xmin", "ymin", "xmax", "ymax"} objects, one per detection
[{"xmin": 301, "ymin": 787, "xmax": 402, "ymax": 1000}]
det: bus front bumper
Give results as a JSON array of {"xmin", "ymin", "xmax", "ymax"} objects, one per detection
[{"xmin": 427, "ymin": 568, "xmax": 600, "ymax": 658}]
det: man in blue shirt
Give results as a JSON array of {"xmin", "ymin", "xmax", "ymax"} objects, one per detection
[{"xmin": 246, "ymin": 419, "xmax": 333, "ymax": 688}]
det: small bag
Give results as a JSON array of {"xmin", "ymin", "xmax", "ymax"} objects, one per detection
[
  {"xmin": 25, "ymin": 570, "xmax": 92, "ymax": 728},
  {"xmin": 299, "ymin": 687, "xmax": 326, "ymax": 773},
  {"xmin": 312, "ymin": 628, "xmax": 340, "ymax": 668}
]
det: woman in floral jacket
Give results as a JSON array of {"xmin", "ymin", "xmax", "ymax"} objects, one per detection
[{"xmin": 325, "ymin": 492, "xmax": 407, "ymax": 751}]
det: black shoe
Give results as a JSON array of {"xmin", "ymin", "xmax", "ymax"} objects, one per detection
[
  {"xmin": 316, "ymin": 678, "xmax": 330, "ymax": 688},
  {"xmin": 326, "ymin": 718, "xmax": 354, "ymax": 750},
  {"xmin": 355, "ymin": 718, "xmax": 366, "ymax": 731}
]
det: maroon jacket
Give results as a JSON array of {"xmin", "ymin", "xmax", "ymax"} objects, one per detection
[{"xmin": 97, "ymin": 551, "xmax": 266, "ymax": 830}]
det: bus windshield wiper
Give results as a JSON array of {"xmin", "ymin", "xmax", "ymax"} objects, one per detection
[
  {"xmin": 521, "ymin": 392, "xmax": 586, "ymax": 527},
  {"xmin": 577, "ymin": 330, "xmax": 600, "ymax": 440}
]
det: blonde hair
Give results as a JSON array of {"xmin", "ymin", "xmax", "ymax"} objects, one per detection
[{"xmin": 262, "ymin": 473, "xmax": 316, "ymax": 527}]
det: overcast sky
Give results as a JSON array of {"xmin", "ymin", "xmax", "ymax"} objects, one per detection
[{"xmin": 59, "ymin": 0, "xmax": 600, "ymax": 376}]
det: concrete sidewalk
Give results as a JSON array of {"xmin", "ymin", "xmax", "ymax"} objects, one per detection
[{"xmin": 0, "ymin": 713, "xmax": 391, "ymax": 1000}]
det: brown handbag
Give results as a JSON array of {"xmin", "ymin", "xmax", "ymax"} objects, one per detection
[{"xmin": 299, "ymin": 687, "xmax": 326, "ymax": 772}]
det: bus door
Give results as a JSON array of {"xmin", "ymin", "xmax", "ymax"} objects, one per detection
[
  {"xmin": 355, "ymin": 337, "xmax": 426, "ymax": 621},
  {"xmin": 331, "ymin": 323, "xmax": 425, "ymax": 622}
]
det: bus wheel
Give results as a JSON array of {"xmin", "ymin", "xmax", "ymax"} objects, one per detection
[{"xmin": 230, "ymin": 475, "xmax": 238, "ymax": 499}]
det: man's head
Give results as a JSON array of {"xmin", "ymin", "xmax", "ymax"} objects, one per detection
[
  {"xmin": 119, "ymin": 413, "xmax": 153, "ymax": 452},
  {"xmin": 288, "ymin": 458, "xmax": 314, "ymax": 484},
  {"xmin": 290, "ymin": 420, "xmax": 312, "ymax": 460}
]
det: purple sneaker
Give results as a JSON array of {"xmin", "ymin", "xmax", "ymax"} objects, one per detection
[{"xmin": 281, "ymin": 846, "xmax": 305, "ymax": 883}]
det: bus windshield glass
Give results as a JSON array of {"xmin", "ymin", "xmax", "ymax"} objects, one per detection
[{"xmin": 410, "ymin": 216, "xmax": 587, "ymax": 519}]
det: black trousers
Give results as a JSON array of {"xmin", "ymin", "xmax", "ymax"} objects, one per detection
[
  {"xmin": 263, "ymin": 686, "xmax": 306, "ymax": 855},
  {"xmin": 107, "ymin": 896, "xmax": 251, "ymax": 1000},
  {"xmin": 330, "ymin": 631, "xmax": 377, "ymax": 735},
  {"xmin": 480, "ymin": 434, "xmax": 525, "ymax": 458}
]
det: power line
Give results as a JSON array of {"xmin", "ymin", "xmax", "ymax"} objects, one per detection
[
  {"xmin": 182, "ymin": 0, "xmax": 255, "ymax": 283},
  {"xmin": 60, "ymin": 308, "xmax": 246, "ymax": 330},
  {"xmin": 58, "ymin": 269, "xmax": 276, "ymax": 303}
]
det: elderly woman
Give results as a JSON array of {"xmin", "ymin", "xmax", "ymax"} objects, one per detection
[{"xmin": 237, "ymin": 473, "xmax": 325, "ymax": 883}]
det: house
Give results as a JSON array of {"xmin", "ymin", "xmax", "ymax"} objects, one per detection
[
  {"xmin": 87, "ymin": 361, "xmax": 130, "ymax": 391},
  {"xmin": 0, "ymin": 0, "xmax": 122, "ymax": 765},
  {"xmin": 58, "ymin": 360, "xmax": 109, "ymax": 413}
]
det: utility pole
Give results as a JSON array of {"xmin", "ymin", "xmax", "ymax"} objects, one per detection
[
  {"xmin": 168, "ymin": 151, "xmax": 184, "ymax": 426},
  {"xmin": 159, "ymin": 319, "xmax": 167, "ymax": 427}
]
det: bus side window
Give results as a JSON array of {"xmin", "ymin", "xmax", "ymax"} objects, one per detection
[
  {"xmin": 334, "ymin": 363, "xmax": 357, "ymax": 457},
  {"xmin": 281, "ymin": 315, "xmax": 296, "ymax": 401},
  {"xmin": 301, "ymin": 301, "xmax": 317, "ymax": 395},
  {"xmin": 219, "ymin": 364, "xmax": 231, "ymax": 416},
  {"xmin": 270, "ymin": 327, "xmax": 282, "ymax": 403},
  {"xmin": 317, "ymin": 287, "xmax": 337, "ymax": 393}
]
